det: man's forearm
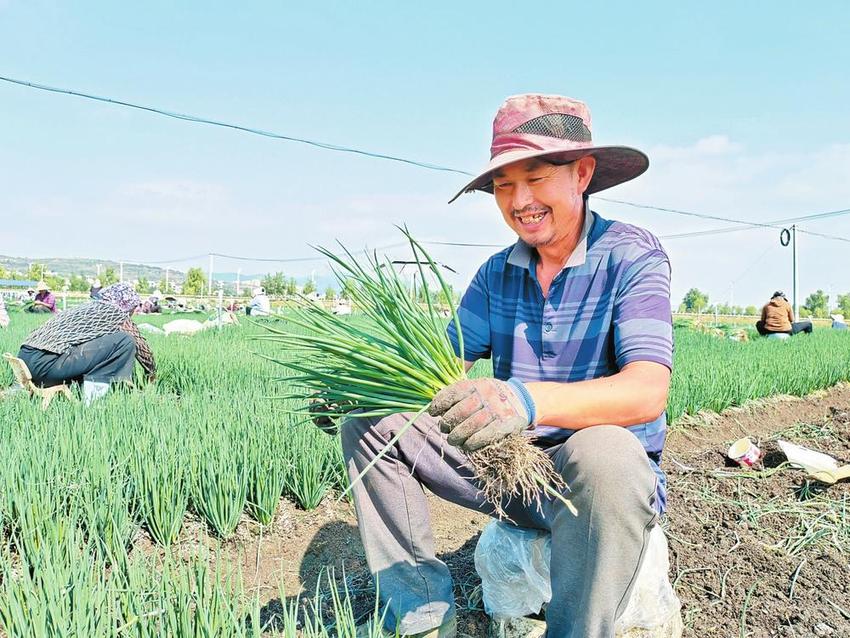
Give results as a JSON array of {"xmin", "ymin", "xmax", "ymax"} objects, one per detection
[{"xmin": 526, "ymin": 361, "xmax": 670, "ymax": 429}]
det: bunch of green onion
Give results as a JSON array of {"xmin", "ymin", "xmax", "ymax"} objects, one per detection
[{"xmin": 260, "ymin": 228, "xmax": 575, "ymax": 517}]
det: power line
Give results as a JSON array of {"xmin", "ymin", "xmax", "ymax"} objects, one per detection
[
  {"xmin": 424, "ymin": 240, "xmax": 506, "ymax": 248},
  {"xmin": 770, "ymin": 207, "xmax": 850, "ymax": 225},
  {"xmin": 142, "ymin": 253, "xmax": 211, "ymax": 265},
  {"xmin": 661, "ymin": 226, "xmax": 761, "ymax": 240},
  {"xmin": 120, "ymin": 223, "xmax": 850, "ymax": 271},
  {"xmin": 658, "ymin": 207, "xmax": 850, "ymax": 240},
  {"xmin": 5, "ymin": 74, "xmax": 850, "ymax": 249},
  {"xmin": 662, "ymin": 222, "xmax": 850, "ymax": 243},
  {"xmin": 210, "ymin": 242, "xmax": 410, "ymax": 263},
  {"xmin": 599, "ymin": 196, "xmax": 850, "ymax": 242},
  {"xmin": 105, "ymin": 241, "xmax": 505, "ymax": 272},
  {"xmin": 207, "ymin": 240, "xmax": 510, "ymax": 264},
  {"xmin": 0, "ymin": 74, "xmax": 474, "ymax": 177},
  {"xmin": 130, "ymin": 241, "xmax": 429, "ymax": 270},
  {"xmin": 797, "ymin": 228, "xmax": 850, "ymax": 244},
  {"xmin": 595, "ymin": 196, "xmax": 781, "ymax": 229},
  {"xmin": 731, "ymin": 245, "xmax": 779, "ymax": 285},
  {"xmin": 599, "ymin": 196, "xmax": 850, "ymax": 238}
]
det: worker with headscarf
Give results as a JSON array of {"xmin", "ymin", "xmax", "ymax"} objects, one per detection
[
  {"xmin": 89, "ymin": 278, "xmax": 103, "ymax": 300},
  {"xmin": 138, "ymin": 290, "xmax": 163, "ymax": 314},
  {"xmin": 17, "ymin": 282, "xmax": 156, "ymax": 404}
]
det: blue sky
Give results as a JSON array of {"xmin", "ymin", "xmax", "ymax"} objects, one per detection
[{"xmin": 1, "ymin": 1, "xmax": 849, "ymax": 307}]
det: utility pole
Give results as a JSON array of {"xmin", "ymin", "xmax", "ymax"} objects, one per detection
[
  {"xmin": 236, "ymin": 268, "xmax": 242, "ymax": 296},
  {"xmin": 780, "ymin": 225, "xmax": 800, "ymax": 318},
  {"xmin": 208, "ymin": 254, "xmax": 214, "ymax": 297},
  {"xmin": 165, "ymin": 267, "xmax": 170, "ymax": 293},
  {"xmin": 119, "ymin": 262, "xmax": 124, "ymax": 283},
  {"xmin": 792, "ymin": 225, "xmax": 799, "ymax": 318}
]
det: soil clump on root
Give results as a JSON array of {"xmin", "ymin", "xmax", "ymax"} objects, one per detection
[{"xmin": 467, "ymin": 434, "xmax": 569, "ymax": 519}]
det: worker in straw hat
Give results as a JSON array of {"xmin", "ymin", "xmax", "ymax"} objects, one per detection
[
  {"xmin": 340, "ymin": 95, "xmax": 676, "ymax": 637},
  {"xmin": 25, "ymin": 281, "xmax": 56, "ymax": 313}
]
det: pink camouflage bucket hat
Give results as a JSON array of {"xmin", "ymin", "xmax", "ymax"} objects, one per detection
[{"xmin": 449, "ymin": 94, "xmax": 648, "ymax": 203}]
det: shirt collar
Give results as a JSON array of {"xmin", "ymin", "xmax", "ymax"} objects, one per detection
[{"xmin": 506, "ymin": 201, "xmax": 594, "ymax": 270}]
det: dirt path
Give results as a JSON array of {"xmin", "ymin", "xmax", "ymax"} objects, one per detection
[{"xmin": 155, "ymin": 383, "xmax": 850, "ymax": 636}]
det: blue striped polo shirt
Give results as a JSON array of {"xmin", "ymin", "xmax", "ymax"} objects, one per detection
[{"xmin": 447, "ymin": 207, "xmax": 673, "ymax": 512}]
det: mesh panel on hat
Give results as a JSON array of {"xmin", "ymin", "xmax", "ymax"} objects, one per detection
[{"xmin": 512, "ymin": 114, "xmax": 591, "ymax": 142}]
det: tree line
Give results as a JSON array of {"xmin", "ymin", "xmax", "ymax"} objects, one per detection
[{"xmin": 680, "ymin": 287, "xmax": 849, "ymax": 318}]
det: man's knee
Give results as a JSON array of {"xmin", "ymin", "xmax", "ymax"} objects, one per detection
[
  {"xmin": 340, "ymin": 411, "xmax": 428, "ymax": 459},
  {"xmin": 557, "ymin": 426, "xmax": 654, "ymax": 490},
  {"xmin": 340, "ymin": 413, "xmax": 375, "ymax": 458}
]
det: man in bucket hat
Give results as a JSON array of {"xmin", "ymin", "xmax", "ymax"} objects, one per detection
[{"xmin": 341, "ymin": 94, "xmax": 677, "ymax": 637}]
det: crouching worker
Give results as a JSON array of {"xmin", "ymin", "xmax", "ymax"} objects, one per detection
[
  {"xmin": 340, "ymin": 95, "xmax": 674, "ymax": 638},
  {"xmin": 17, "ymin": 282, "xmax": 156, "ymax": 404},
  {"xmin": 25, "ymin": 281, "xmax": 56, "ymax": 313},
  {"xmin": 756, "ymin": 291, "xmax": 813, "ymax": 337}
]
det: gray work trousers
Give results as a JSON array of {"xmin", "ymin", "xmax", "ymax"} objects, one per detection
[{"xmin": 341, "ymin": 413, "xmax": 659, "ymax": 638}]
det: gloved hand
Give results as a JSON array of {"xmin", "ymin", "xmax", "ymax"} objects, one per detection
[
  {"xmin": 308, "ymin": 398, "xmax": 344, "ymax": 435},
  {"xmin": 428, "ymin": 378, "xmax": 536, "ymax": 452}
]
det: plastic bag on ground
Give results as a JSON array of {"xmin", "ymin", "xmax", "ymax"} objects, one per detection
[
  {"xmin": 474, "ymin": 521, "xmax": 682, "ymax": 636},
  {"xmin": 474, "ymin": 522, "xmax": 551, "ymax": 621}
]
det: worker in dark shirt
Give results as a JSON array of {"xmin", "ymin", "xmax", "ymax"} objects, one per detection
[{"xmin": 18, "ymin": 282, "xmax": 156, "ymax": 404}]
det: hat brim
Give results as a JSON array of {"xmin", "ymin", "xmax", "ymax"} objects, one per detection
[{"xmin": 448, "ymin": 145, "xmax": 648, "ymax": 204}]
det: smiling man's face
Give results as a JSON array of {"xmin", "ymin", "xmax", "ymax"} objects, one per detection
[{"xmin": 492, "ymin": 156, "xmax": 595, "ymax": 249}]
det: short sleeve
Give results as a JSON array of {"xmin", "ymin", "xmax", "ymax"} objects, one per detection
[
  {"xmin": 447, "ymin": 262, "xmax": 492, "ymax": 361},
  {"xmin": 613, "ymin": 248, "xmax": 673, "ymax": 370}
]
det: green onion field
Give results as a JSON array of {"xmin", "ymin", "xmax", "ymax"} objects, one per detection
[{"xmin": 0, "ymin": 311, "xmax": 849, "ymax": 636}]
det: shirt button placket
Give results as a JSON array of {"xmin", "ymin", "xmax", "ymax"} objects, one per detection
[{"xmin": 542, "ymin": 298, "xmax": 555, "ymax": 359}]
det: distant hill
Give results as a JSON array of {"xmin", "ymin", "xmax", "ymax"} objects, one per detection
[
  {"xmin": 0, "ymin": 256, "xmax": 338, "ymax": 292},
  {"xmin": 0, "ymin": 255, "xmax": 179, "ymax": 282}
]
